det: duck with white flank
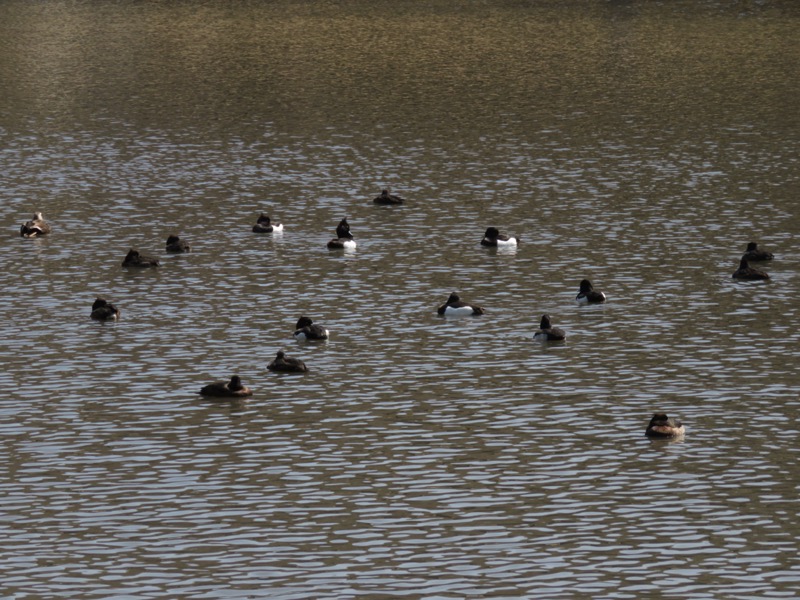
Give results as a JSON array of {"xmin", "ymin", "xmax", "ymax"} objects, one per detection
[
  {"xmin": 294, "ymin": 316, "xmax": 330, "ymax": 341},
  {"xmin": 20, "ymin": 212, "xmax": 52, "ymax": 238},
  {"xmin": 373, "ymin": 189, "xmax": 405, "ymax": 205},
  {"xmin": 268, "ymin": 350, "xmax": 309, "ymax": 373},
  {"xmin": 645, "ymin": 413, "xmax": 685, "ymax": 438},
  {"xmin": 732, "ymin": 258, "xmax": 769, "ymax": 281},
  {"xmin": 480, "ymin": 227, "xmax": 518, "ymax": 247},
  {"xmin": 252, "ymin": 213, "xmax": 284, "ymax": 234},
  {"xmin": 576, "ymin": 279, "xmax": 606, "ymax": 304},
  {"xmin": 122, "ymin": 248, "xmax": 160, "ymax": 268},
  {"xmin": 165, "ymin": 234, "xmax": 191, "ymax": 253},
  {"xmin": 437, "ymin": 292, "xmax": 485, "ymax": 316},
  {"xmin": 327, "ymin": 217, "xmax": 356, "ymax": 250},
  {"xmin": 533, "ymin": 314, "xmax": 566, "ymax": 341},
  {"xmin": 199, "ymin": 375, "xmax": 253, "ymax": 398},
  {"xmin": 90, "ymin": 297, "xmax": 120, "ymax": 321},
  {"xmin": 742, "ymin": 242, "xmax": 773, "ymax": 262}
]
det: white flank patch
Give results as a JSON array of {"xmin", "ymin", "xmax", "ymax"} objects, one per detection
[{"xmin": 445, "ymin": 305, "xmax": 477, "ymax": 316}]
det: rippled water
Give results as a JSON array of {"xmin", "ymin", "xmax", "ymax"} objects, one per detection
[{"xmin": 2, "ymin": 0, "xmax": 800, "ymax": 597}]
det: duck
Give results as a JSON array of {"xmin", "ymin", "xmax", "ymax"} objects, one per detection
[
  {"xmin": 293, "ymin": 316, "xmax": 330, "ymax": 341},
  {"xmin": 480, "ymin": 227, "xmax": 518, "ymax": 247},
  {"xmin": 576, "ymin": 279, "xmax": 606, "ymax": 304},
  {"xmin": 20, "ymin": 212, "xmax": 52, "ymax": 238},
  {"xmin": 742, "ymin": 242, "xmax": 773, "ymax": 262},
  {"xmin": 199, "ymin": 375, "xmax": 253, "ymax": 398},
  {"xmin": 533, "ymin": 314, "xmax": 566, "ymax": 341},
  {"xmin": 252, "ymin": 213, "xmax": 284, "ymax": 233},
  {"xmin": 268, "ymin": 350, "xmax": 309, "ymax": 373},
  {"xmin": 327, "ymin": 217, "xmax": 357, "ymax": 250},
  {"xmin": 373, "ymin": 189, "xmax": 405, "ymax": 205},
  {"xmin": 165, "ymin": 234, "xmax": 191, "ymax": 253},
  {"xmin": 90, "ymin": 297, "xmax": 120, "ymax": 321},
  {"xmin": 122, "ymin": 248, "xmax": 160, "ymax": 268},
  {"xmin": 645, "ymin": 413, "xmax": 685, "ymax": 438},
  {"xmin": 732, "ymin": 257, "xmax": 769, "ymax": 281},
  {"xmin": 437, "ymin": 292, "xmax": 485, "ymax": 316}
]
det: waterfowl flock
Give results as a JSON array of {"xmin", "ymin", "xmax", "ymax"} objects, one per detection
[{"xmin": 20, "ymin": 203, "xmax": 777, "ymax": 437}]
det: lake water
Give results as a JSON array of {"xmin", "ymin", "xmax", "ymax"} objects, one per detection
[{"xmin": 2, "ymin": 1, "xmax": 800, "ymax": 598}]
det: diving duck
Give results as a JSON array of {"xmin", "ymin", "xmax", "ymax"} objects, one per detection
[
  {"xmin": 199, "ymin": 375, "xmax": 253, "ymax": 398},
  {"xmin": 268, "ymin": 350, "xmax": 309, "ymax": 373},
  {"xmin": 576, "ymin": 279, "xmax": 606, "ymax": 304},
  {"xmin": 20, "ymin": 212, "xmax": 52, "ymax": 238},
  {"xmin": 437, "ymin": 292, "xmax": 485, "ymax": 316},
  {"xmin": 645, "ymin": 413, "xmax": 685, "ymax": 438}
]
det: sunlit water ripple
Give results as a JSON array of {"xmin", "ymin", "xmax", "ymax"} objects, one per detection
[{"xmin": 2, "ymin": 1, "xmax": 800, "ymax": 598}]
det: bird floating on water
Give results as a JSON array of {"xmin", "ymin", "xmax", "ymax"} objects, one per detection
[
  {"xmin": 268, "ymin": 350, "xmax": 309, "ymax": 373},
  {"xmin": 645, "ymin": 413, "xmax": 685, "ymax": 438},
  {"xmin": 480, "ymin": 227, "xmax": 518, "ymax": 247},
  {"xmin": 252, "ymin": 214, "xmax": 284, "ymax": 234},
  {"xmin": 533, "ymin": 314, "xmax": 566, "ymax": 341},
  {"xmin": 165, "ymin": 234, "xmax": 191, "ymax": 253},
  {"xmin": 576, "ymin": 279, "xmax": 606, "ymax": 304},
  {"xmin": 373, "ymin": 189, "xmax": 405, "ymax": 205},
  {"xmin": 122, "ymin": 248, "xmax": 160, "ymax": 268},
  {"xmin": 742, "ymin": 242, "xmax": 773, "ymax": 262},
  {"xmin": 437, "ymin": 292, "xmax": 485, "ymax": 316},
  {"xmin": 293, "ymin": 316, "xmax": 330, "ymax": 341},
  {"xmin": 90, "ymin": 297, "xmax": 120, "ymax": 321},
  {"xmin": 199, "ymin": 375, "xmax": 253, "ymax": 398},
  {"xmin": 732, "ymin": 257, "xmax": 769, "ymax": 281},
  {"xmin": 20, "ymin": 212, "xmax": 52, "ymax": 238},
  {"xmin": 327, "ymin": 217, "xmax": 356, "ymax": 250}
]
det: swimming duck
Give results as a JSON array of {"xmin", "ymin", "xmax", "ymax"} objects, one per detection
[
  {"xmin": 20, "ymin": 212, "xmax": 52, "ymax": 238},
  {"xmin": 252, "ymin": 213, "xmax": 284, "ymax": 233},
  {"xmin": 437, "ymin": 292, "xmax": 485, "ymax": 316},
  {"xmin": 533, "ymin": 314, "xmax": 566, "ymax": 341},
  {"xmin": 373, "ymin": 189, "xmax": 405, "ymax": 205},
  {"xmin": 90, "ymin": 297, "xmax": 120, "ymax": 321},
  {"xmin": 645, "ymin": 413, "xmax": 685, "ymax": 438},
  {"xmin": 165, "ymin": 234, "xmax": 191, "ymax": 253},
  {"xmin": 576, "ymin": 279, "xmax": 606, "ymax": 304},
  {"xmin": 480, "ymin": 227, "xmax": 519, "ymax": 247},
  {"xmin": 742, "ymin": 242, "xmax": 773, "ymax": 262},
  {"xmin": 327, "ymin": 217, "xmax": 357, "ymax": 250},
  {"xmin": 122, "ymin": 248, "xmax": 160, "ymax": 268},
  {"xmin": 293, "ymin": 316, "xmax": 330, "ymax": 341},
  {"xmin": 732, "ymin": 258, "xmax": 769, "ymax": 281},
  {"xmin": 199, "ymin": 375, "xmax": 253, "ymax": 398},
  {"xmin": 268, "ymin": 350, "xmax": 309, "ymax": 373}
]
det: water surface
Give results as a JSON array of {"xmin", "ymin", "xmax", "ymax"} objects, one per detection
[{"xmin": 1, "ymin": 1, "xmax": 800, "ymax": 597}]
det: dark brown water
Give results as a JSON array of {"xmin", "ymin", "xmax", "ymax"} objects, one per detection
[{"xmin": 2, "ymin": 1, "xmax": 800, "ymax": 597}]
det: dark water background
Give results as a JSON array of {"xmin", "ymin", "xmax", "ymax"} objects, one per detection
[{"xmin": 1, "ymin": 1, "xmax": 799, "ymax": 597}]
